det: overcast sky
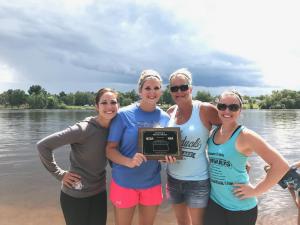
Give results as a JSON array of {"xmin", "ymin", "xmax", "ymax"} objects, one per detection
[{"xmin": 1, "ymin": 0, "xmax": 300, "ymax": 96}]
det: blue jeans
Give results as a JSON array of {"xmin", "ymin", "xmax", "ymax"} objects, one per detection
[{"xmin": 166, "ymin": 174, "xmax": 210, "ymax": 208}]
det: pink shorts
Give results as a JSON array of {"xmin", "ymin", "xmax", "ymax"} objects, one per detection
[{"xmin": 109, "ymin": 179, "xmax": 163, "ymax": 208}]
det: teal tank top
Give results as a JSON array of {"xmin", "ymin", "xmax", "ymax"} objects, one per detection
[
  {"xmin": 207, "ymin": 125, "xmax": 257, "ymax": 211},
  {"xmin": 167, "ymin": 101, "xmax": 209, "ymax": 180}
]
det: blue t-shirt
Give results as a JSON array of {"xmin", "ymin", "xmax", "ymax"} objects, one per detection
[
  {"xmin": 108, "ymin": 103, "xmax": 170, "ymax": 189},
  {"xmin": 207, "ymin": 125, "xmax": 257, "ymax": 211}
]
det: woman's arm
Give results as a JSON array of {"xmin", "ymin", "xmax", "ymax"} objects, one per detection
[
  {"xmin": 37, "ymin": 124, "xmax": 83, "ymax": 181},
  {"xmin": 288, "ymin": 186, "xmax": 299, "ymax": 207},
  {"xmin": 292, "ymin": 161, "xmax": 300, "ymax": 169},
  {"xmin": 166, "ymin": 105, "xmax": 176, "ymax": 116},
  {"xmin": 200, "ymin": 103, "xmax": 222, "ymax": 130},
  {"xmin": 106, "ymin": 141, "xmax": 147, "ymax": 168},
  {"xmin": 234, "ymin": 129, "xmax": 289, "ymax": 199}
]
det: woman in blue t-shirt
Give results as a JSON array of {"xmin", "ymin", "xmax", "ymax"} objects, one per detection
[
  {"xmin": 204, "ymin": 90, "xmax": 289, "ymax": 225},
  {"xmin": 106, "ymin": 69, "xmax": 170, "ymax": 225}
]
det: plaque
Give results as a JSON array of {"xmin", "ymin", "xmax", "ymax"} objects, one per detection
[{"xmin": 138, "ymin": 127, "xmax": 182, "ymax": 160}]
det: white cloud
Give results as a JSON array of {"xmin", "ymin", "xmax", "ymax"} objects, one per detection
[
  {"xmin": 0, "ymin": 0, "xmax": 299, "ymax": 94},
  {"xmin": 0, "ymin": 63, "xmax": 17, "ymax": 83}
]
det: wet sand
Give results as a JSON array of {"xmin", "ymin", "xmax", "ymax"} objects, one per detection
[
  {"xmin": 1, "ymin": 167, "xmax": 298, "ymax": 225},
  {"xmin": 0, "ymin": 153, "xmax": 298, "ymax": 225},
  {"xmin": 1, "ymin": 198, "xmax": 298, "ymax": 225}
]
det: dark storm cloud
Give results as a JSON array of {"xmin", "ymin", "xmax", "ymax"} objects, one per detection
[
  {"xmin": 0, "ymin": 1, "xmax": 264, "ymax": 93},
  {"xmin": 189, "ymin": 52, "xmax": 263, "ymax": 87}
]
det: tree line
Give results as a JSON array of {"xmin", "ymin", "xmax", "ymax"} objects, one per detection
[{"xmin": 0, "ymin": 85, "xmax": 299, "ymax": 109}]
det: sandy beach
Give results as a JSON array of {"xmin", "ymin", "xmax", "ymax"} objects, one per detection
[
  {"xmin": 1, "ymin": 167, "xmax": 298, "ymax": 225},
  {"xmin": 1, "ymin": 197, "xmax": 298, "ymax": 225},
  {"xmin": 0, "ymin": 156, "xmax": 298, "ymax": 225}
]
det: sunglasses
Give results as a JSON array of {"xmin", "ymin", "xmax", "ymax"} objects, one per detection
[
  {"xmin": 217, "ymin": 103, "xmax": 240, "ymax": 112},
  {"xmin": 170, "ymin": 84, "xmax": 189, "ymax": 92}
]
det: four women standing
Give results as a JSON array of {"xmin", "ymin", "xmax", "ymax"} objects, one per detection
[{"xmin": 38, "ymin": 70, "xmax": 291, "ymax": 225}]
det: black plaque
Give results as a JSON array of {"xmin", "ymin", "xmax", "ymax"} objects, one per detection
[{"xmin": 138, "ymin": 127, "xmax": 182, "ymax": 160}]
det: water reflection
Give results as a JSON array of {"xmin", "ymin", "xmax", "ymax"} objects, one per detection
[{"xmin": 241, "ymin": 109, "xmax": 300, "ymax": 224}]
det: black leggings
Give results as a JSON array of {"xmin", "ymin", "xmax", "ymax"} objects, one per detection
[
  {"xmin": 60, "ymin": 191, "xmax": 107, "ymax": 225},
  {"xmin": 204, "ymin": 198, "xmax": 257, "ymax": 225}
]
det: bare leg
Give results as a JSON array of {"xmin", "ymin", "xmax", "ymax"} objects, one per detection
[
  {"xmin": 297, "ymin": 197, "xmax": 300, "ymax": 225},
  {"xmin": 113, "ymin": 205, "xmax": 136, "ymax": 225},
  {"xmin": 189, "ymin": 207, "xmax": 206, "ymax": 225},
  {"xmin": 172, "ymin": 203, "xmax": 206, "ymax": 225},
  {"xmin": 172, "ymin": 203, "xmax": 192, "ymax": 225},
  {"xmin": 138, "ymin": 204, "xmax": 159, "ymax": 225},
  {"xmin": 298, "ymin": 207, "xmax": 300, "ymax": 225}
]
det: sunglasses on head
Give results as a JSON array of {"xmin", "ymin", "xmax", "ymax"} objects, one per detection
[
  {"xmin": 217, "ymin": 103, "xmax": 240, "ymax": 112},
  {"xmin": 170, "ymin": 84, "xmax": 189, "ymax": 92}
]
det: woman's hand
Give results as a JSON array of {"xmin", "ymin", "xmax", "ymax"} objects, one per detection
[
  {"xmin": 159, "ymin": 155, "xmax": 177, "ymax": 163},
  {"xmin": 233, "ymin": 183, "xmax": 256, "ymax": 199},
  {"xmin": 62, "ymin": 172, "xmax": 81, "ymax": 189},
  {"xmin": 127, "ymin": 153, "xmax": 147, "ymax": 168}
]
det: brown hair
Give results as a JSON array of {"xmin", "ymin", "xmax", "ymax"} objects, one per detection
[{"xmin": 95, "ymin": 88, "xmax": 118, "ymax": 104}]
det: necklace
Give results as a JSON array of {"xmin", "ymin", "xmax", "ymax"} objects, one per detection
[
  {"xmin": 176, "ymin": 108, "xmax": 183, "ymax": 119},
  {"xmin": 176, "ymin": 105, "xmax": 192, "ymax": 121}
]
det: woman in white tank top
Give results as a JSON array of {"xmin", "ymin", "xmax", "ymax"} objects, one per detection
[{"xmin": 165, "ymin": 68, "xmax": 220, "ymax": 225}]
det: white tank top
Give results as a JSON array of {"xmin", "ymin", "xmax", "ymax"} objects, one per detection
[{"xmin": 167, "ymin": 101, "xmax": 209, "ymax": 180}]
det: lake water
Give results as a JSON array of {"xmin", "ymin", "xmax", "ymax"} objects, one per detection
[{"xmin": 0, "ymin": 109, "xmax": 299, "ymax": 225}]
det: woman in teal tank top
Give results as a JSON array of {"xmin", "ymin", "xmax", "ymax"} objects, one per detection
[{"xmin": 204, "ymin": 90, "xmax": 289, "ymax": 225}]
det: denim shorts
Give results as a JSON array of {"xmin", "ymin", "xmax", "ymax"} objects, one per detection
[{"xmin": 166, "ymin": 175, "xmax": 210, "ymax": 208}]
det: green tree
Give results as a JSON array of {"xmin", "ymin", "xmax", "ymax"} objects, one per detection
[
  {"xmin": 46, "ymin": 96, "xmax": 60, "ymax": 109},
  {"xmin": 159, "ymin": 86, "xmax": 173, "ymax": 105},
  {"xmin": 120, "ymin": 97, "xmax": 133, "ymax": 106},
  {"xmin": 194, "ymin": 90, "xmax": 214, "ymax": 102},
  {"xmin": 6, "ymin": 89, "xmax": 27, "ymax": 107},
  {"xmin": 27, "ymin": 93, "xmax": 48, "ymax": 109},
  {"xmin": 280, "ymin": 97, "xmax": 295, "ymax": 109},
  {"xmin": 59, "ymin": 92, "xmax": 75, "ymax": 105},
  {"xmin": 28, "ymin": 85, "xmax": 46, "ymax": 95},
  {"xmin": 119, "ymin": 89, "xmax": 139, "ymax": 106},
  {"xmin": 0, "ymin": 92, "xmax": 8, "ymax": 106},
  {"xmin": 74, "ymin": 91, "xmax": 94, "ymax": 106},
  {"xmin": 259, "ymin": 89, "xmax": 300, "ymax": 109},
  {"xmin": 127, "ymin": 89, "xmax": 139, "ymax": 102}
]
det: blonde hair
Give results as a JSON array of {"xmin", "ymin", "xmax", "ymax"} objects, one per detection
[
  {"xmin": 220, "ymin": 90, "xmax": 243, "ymax": 105},
  {"xmin": 169, "ymin": 68, "xmax": 192, "ymax": 85},
  {"xmin": 138, "ymin": 69, "xmax": 162, "ymax": 91}
]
